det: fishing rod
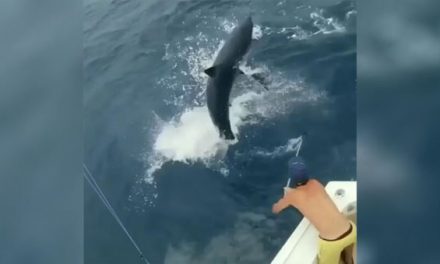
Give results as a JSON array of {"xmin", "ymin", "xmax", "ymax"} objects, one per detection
[{"xmin": 83, "ymin": 164, "xmax": 151, "ymax": 264}]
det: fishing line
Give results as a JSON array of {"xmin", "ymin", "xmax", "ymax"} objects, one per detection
[
  {"xmin": 295, "ymin": 136, "xmax": 303, "ymax": 157},
  {"xmin": 286, "ymin": 136, "xmax": 303, "ymax": 188},
  {"xmin": 83, "ymin": 164, "xmax": 151, "ymax": 264}
]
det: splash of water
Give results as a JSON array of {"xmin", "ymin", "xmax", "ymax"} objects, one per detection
[
  {"xmin": 133, "ymin": 17, "xmax": 324, "ymax": 207},
  {"xmin": 310, "ymin": 10, "xmax": 346, "ymax": 35},
  {"xmin": 262, "ymin": 8, "xmax": 353, "ymax": 40},
  {"xmin": 145, "ymin": 67, "xmax": 321, "ymax": 184},
  {"xmin": 252, "ymin": 24, "xmax": 263, "ymax": 40},
  {"xmin": 145, "ymin": 90, "xmax": 264, "ymax": 182},
  {"xmin": 153, "ymin": 106, "xmax": 230, "ymax": 162},
  {"xmin": 220, "ymin": 19, "xmax": 237, "ymax": 34}
]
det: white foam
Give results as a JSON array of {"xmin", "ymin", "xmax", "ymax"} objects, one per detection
[
  {"xmin": 345, "ymin": 10, "xmax": 357, "ymax": 20},
  {"xmin": 252, "ymin": 24, "xmax": 263, "ymax": 40},
  {"xmin": 145, "ymin": 90, "xmax": 264, "ymax": 182},
  {"xmin": 221, "ymin": 19, "xmax": 237, "ymax": 34},
  {"xmin": 153, "ymin": 106, "xmax": 230, "ymax": 162},
  {"xmin": 261, "ymin": 8, "xmax": 352, "ymax": 41},
  {"xmin": 286, "ymin": 26, "xmax": 310, "ymax": 40},
  {"xmin": 145, "ymin": 67, "xmax": 322, "ymax": 184},
  {"xmin": 310, "ymin": 11, "xmax": 346, "ymax": 35},
  {"xmin": 238, "ymin": 61, "xmax": 266, "ymax": 76},
  {"xmin": 162, "ymin": 43, "xmax": 171, "ymax": 60},
  {"xmin": 253, "ymin": 136, "xmax": 303, "ymax": 158}
]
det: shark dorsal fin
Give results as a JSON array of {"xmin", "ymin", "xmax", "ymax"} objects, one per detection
[{"xmin": 204, "ymin": 66, "xmax": 216, "ymax": 77}]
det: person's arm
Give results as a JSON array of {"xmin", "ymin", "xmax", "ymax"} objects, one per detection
[{"xmin": 272, "ymin": 187, "xmax": 298, "ymax": 214}]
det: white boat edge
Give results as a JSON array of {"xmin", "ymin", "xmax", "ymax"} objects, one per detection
[{"xmin": 271, "ymin": 181, "xmax": 357, "ymax": 264}]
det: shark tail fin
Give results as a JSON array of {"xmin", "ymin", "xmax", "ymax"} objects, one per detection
[{"xmin": 222, "ymin": 129, "xmax": 235, "ymax": 140}]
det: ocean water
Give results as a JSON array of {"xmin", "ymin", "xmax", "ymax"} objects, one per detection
[{"xmin": 84, "ymin": 0, "xmax": 356, "ymax": 263}]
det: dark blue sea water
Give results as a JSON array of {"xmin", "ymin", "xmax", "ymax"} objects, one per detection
[{"xmin": 84, "ymin": 0, "xmax": 356, "ymax": 263}]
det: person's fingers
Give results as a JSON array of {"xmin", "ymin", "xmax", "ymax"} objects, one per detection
[{"xmin": 272, "ymin": 197, "xmax": 290, "ymax": 214}]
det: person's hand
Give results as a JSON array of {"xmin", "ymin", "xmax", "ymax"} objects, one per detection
[{"xmin": 272, "ymin": 187, "xmax": 296, "ymax": 214}]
